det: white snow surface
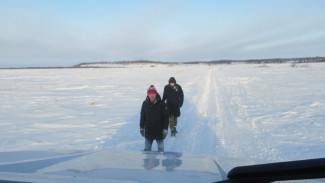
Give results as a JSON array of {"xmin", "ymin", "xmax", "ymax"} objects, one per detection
[{"xmin": 0, "ymin": 63, "xmax": 324, "ymax": 162}]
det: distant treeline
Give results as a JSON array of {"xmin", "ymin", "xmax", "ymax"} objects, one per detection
[
  {"xmin": 73, "ymin": 60, "xmax": 174, "ymax": 67},
  {"xmin": 75, "ymin": 57, "xmax": 325, "ymax": 67},
  {"xmin": 186, "ymin": 57, "xmax": 325, "ymax": 64},
  {"xmin": 2, "ymin": 66, "xmax": 77, "ymax": 70}
]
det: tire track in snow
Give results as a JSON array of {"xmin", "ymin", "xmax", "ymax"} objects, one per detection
[
  {"xmin": 166, "ymin": 65, "xmax": 277, "ymax": 159},
  {"xmin": 143, "ymin": 65, "xmax": 278, "ymax": 159},
  {"xmin": 213, "ymin": 69, "xmax": 261, "ymax": 158},
  {"xmin": 166, "ymin": 67, "xmax": 222, "ymax": 155},
  {"xmin": 212, "ymin": 68, "xmax": 278, "ymax": 160}
]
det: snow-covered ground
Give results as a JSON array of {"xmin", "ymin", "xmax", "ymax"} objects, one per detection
[{"xmin": 0, "ymin": 63, "xmax": 324, "ymax": 162}]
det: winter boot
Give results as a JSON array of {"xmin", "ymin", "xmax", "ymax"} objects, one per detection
[{"xmin": 171, "ymin": 129, "xmax": 177, "ymax": 137}]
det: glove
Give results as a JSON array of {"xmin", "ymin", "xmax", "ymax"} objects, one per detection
[
  {"xmin": 140, "ymin": 128, "xmax": 145, "ymax": 137},
  {"xmin": 162, "ymin": 129, "xmax": 168, "ymax": 139}
]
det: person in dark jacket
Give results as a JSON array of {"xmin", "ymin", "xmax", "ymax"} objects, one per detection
[
  {"xmin": 162, "ymin": 77, "xmax": 184, "ymax": 136},
  {"xmin": 140, "ymin": 85, "xmax": 169, "ymax": 152}
]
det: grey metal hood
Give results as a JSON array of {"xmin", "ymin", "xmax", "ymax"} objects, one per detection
[{"xmin": 0, "ymin": 150, "xmax": 262, "ymax": 183}]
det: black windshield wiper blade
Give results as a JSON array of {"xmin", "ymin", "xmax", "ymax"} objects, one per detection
[{"xmin": 217, "ymin": 158, "xmax": 325, "ymax": 183}]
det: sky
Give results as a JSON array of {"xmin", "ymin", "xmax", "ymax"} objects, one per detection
[{"xmin": 0, "ymin": 0, "xmax": 325, "ymax": 68}]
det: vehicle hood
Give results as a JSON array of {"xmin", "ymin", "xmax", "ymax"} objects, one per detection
[{"xmin": 0, "ymin": 150, "xmax": 265, "ymax": 183}]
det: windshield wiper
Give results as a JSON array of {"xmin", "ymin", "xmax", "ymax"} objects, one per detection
[{"xmin": 217, "ymin": 157, "xmax": 325, "ymax": 183}]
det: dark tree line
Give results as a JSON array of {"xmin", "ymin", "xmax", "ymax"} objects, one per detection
[{"xmin": 74, "ymin": 57, "xmax": 325, "ymax": 67}]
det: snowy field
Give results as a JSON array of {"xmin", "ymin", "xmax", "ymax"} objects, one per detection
[{"xmin": 0, "ymin": 63, "xmax": 324, "ymax": 162}]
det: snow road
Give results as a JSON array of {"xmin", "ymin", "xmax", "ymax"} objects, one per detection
[
  {"xmin": 165, "ymin": 66, "xmax": 278, "ymax": 160},
  {"xmin": 0, "ymin": 63, "xmax": 324, "ymax": 162}
]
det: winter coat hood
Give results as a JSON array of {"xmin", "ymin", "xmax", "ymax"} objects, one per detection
[{"xmin": 169, "ymin": 77, "xmax": 176, "ymax": 84}]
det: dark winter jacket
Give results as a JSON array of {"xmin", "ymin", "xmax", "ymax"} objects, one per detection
[
  {"xmin": 162, "ymin": 83, "xmax": 184, "ymax": 117},
  {"xmin": 140, "ymin": 94, "xmax": 169, "ymax": 140}
]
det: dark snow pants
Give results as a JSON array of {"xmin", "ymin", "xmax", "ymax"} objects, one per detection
[{"xmin": 169, "ymin": 115, "xmax": 178, "ymax": 131}]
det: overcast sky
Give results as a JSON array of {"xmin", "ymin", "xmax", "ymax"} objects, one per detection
[{"xmin": 1, "ymin": 0, "xmax": 324, "ymax": 68}]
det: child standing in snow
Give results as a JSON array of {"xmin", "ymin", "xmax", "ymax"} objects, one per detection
[
  {"xmin": 162, "ymin": 77, "xmax": 184, "ymax": 137},
  {"xmin": 140, "ymin": 85, "xmax": 169, "ymax": 152}
]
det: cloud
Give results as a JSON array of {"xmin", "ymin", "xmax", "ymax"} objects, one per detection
[{"xmin": 1, "ymin": 0, "xmax": 325, "ymax": 67}]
